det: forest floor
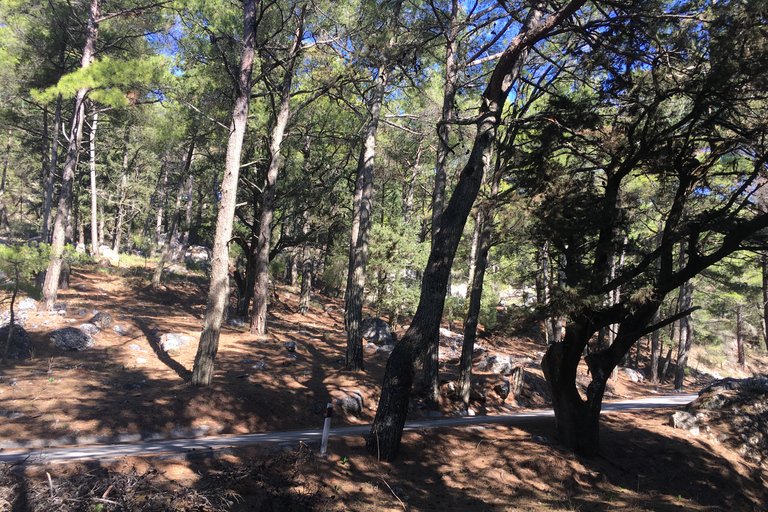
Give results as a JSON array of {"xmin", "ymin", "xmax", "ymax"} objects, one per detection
[{"xmin": 1, "ymin": 263, "xmax": 767, "ymax": 511}]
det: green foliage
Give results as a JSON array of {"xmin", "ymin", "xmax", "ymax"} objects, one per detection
[
  {"xmin": 32, "ymin": 56, "xmax": 171, "ymax": 107},
  {"xmin": 0, "ymin": 243, "xmax": 51, "ymax": 283}
]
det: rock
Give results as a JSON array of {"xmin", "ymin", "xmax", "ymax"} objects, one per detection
[
  {"xmin": 50, "ymin": 327, "xmax": 95, "ymax": 351},
  {"xmin": 252, "ymin": 361, "xmax": 267, "ymax": 370},
  {"xmin": 97, "ymin": 245, "xmax": 120, "ymax": 266},
  {"xmin": 0, "ymin": 325, "xmax": 31, "ymax": 359},
  {"xmin": 77, "ymin": 309, "xmax": 87, "ymax": 316},
  {"xmin": 365, "ymin": 342, "xmax": 378, "ymax": 351},
  {"xmin": 360, "ymin": 317, "xmax": 393, "ymax": 345},
  {"xmin": 0, "ymin": 310, "xmax": 27, "ymax": 328},
  {"xmin": 136, "ymin": 358, "xmax": 147, "ymax": 364},
  {"xmin": 376, "ymin": 344, "xmax": 395, "ymax": 354},
  {"xmin": 494, "ymin": 378, "xmax": 512, "ymax": 401},
  {"xmin": 283, "ymin": 341, "xmax": 298, "ymax": 352},
  {"xmin": 89, "ymin": 312, "xmax": 113, "ymax": 329},
  {"xmin": 112, "ymin": 325, "xmax": 129, "ymax": 336},
  {"xmin": 78, "ymin": 323, "xmax": 101, "ymax": 336},
  {"xmin": 670, "ymin": 411, "xmax": 700, "ymax": 435},
  {"xmin": 185, "ymin": 245, "xmax": 212, "ymax": 264},
  {"xmin": 622, "ymin": 367, "xmax": 645, "ymax": 382},
  {"xmin": 128, "ymin": 344, "xmax": 146, "ymax": 352},
  {"xmin": 477, "ymin": 354, "xmax": 512, "ymax": 374},
  {"xmin": 335, "ymin": 391, "xmax": 364, "ymax": 416},
  {"xmin": 16, "ymin": 297, "xmax": 37, "ymax": 312},
  {"xmin": 228, "ymin": 318, "xmax": 245, "ymax": 327},
  {"xmin": 158, "ymin": 333, "xmax": 193, "ymax": 351}
]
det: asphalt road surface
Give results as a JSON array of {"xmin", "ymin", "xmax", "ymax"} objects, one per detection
[{"xmin": 0, "ymin": 394, "xmax": 697, "ymax": 464}]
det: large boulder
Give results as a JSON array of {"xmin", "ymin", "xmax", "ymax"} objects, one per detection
[
  {"xmin": 50, "ymin": 327, "xmax": 95, "ymax": 351},
  {"xmin": 0, "ymin": 310, "xmax": 28, "ymax": 328},
  {"xmin": 185, "ymin": 245, "xmax": 212, "ymax": 264},
  {"xmin": 360, "ymin": 317, "xmax": 393, "ymax": 346},
  {"xmin": 157, "ymin": 333, "xmax": 194, "ymax": 351},
  {"xmin": 97, "ymin": 245, "xmax": 120, "ymax": 266},
  {"xmin": 0, "ymin": 325, "xmax": 31, "ymax": 359}
]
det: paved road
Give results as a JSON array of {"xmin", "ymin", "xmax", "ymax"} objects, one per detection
[{"xmin": 0, "ymin": 394, "xmax": 697, "ymax": 464}]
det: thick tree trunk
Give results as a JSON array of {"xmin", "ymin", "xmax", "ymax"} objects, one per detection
[
  {"xmin": 40, "ymin": 0, "xmax": 100, "ymax": 311},
  {"xmin": 366, "ymin": 0, "xmax": 586, "ymax": 461},
  {"xmin": 250, "ymin": 11, "xmax": 303, "ymax": 335},
  {"xmin": 89, "ymin": 108, "xmax": 99, "ymax": 257},
  {"xmin": 192, "ymin": 0, "xmax": 259, "ymax": 386},
  {"xmin": 423, "ymin": 0, "xmax": 460, "ymax": 407},
  {"xmin": 42, "ymin": 96, "xmax": 62, "ymax": 243}
]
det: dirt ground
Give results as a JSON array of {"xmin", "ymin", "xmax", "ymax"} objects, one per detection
[{"xmin": 1, "ymin": 264, "xmax": 767, "ymax": 511}]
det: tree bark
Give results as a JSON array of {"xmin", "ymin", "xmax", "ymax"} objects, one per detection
[
  {"xmin": 42, "ymin": 96, "xmax": 62, "ymax": 243},
  {"xmin": 0, "ymin": 129, "xmax": 11, "ymax": 233},
  {"xmin": 112, "ymin": 130, "xmax": 130, "ymax": 253},
  {"xmin": 152, "ymin": 157, "xmax": 169, "ymax": 258},
  {"xmin": 366, "ymin": 0, "xmax": 586, "ymax": 461},
  {"xmin": 40, "ymin": 0, "xmax": 100, "ymax": 311},
  {"xmin": 763, "ymin": 252, "xmax": 768, "ymax": 351},
  {"xmin": 736, "ymin": 303, "xmax": 745, "ymax": 366},
  {"xmin": 250, "ymin": 9, "xmax": 304, "ymax": 335},
  {"xmin": 153, "ymin": 142, "xmax": 195, "ymax": 289},
  {"xmin": 89, "ymin": 108, "xmax": 99, "ymax": 256},
  {"xmin": 673, "ymin": 279, "xmax": 694, "ymax": 391},
  {"xmin": 192, "ymin": 0, "xmax": 260, "ymax": 386},
  {"xmin": 422, "ymin": 0, "xmax": 461, "ymax": 406}
]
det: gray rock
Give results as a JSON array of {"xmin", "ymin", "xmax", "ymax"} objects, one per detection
[
  {"xmin": 252, "ymin": 361, "xmax": 267, "ymax": 370},
  {"xmin": 89, "ymin": 312, "xmax": 113, "ymax": 329},
  {"xmin": 16, "ymin": 297, "xmax": 37, "ymax": 312},
  {"xmin": 670, "ymin": 411, "xmax": 699, "ymax": 435},
  {"xmin": 78, "ymin": 323, "xmax": 101, "ymax": 336},
  {"xmin": 0, "ymin": 310, "xmax": 27, "ymax": 328},
  {"xmin": 360, "ymin": 317, "xmax": 393, "ymax": 345},
  {"xmin": 283, "ymin": 341, "xmax": 298, "ymax": 352},
  {"xmin": 336, "ymin": 391, "xmax": 364, "ymax": 416},
  {"xmin": 622, "ymin": 367, "xmax": 645, "ymax": 383},
  {"xmin": 365, "ymin": 342, "xmax": 378, "ymax": 351},
  {"xmin": 376, "ymin": 344, "xmax": 395, "ymax": 354},
  {"xmin": 158, "ymin": 333, "xmax": 192, "ymax": 351},
  {"xmin": 0, "ymin": 325, "xmax": 31, "ymax": 359},
  {"xmin": 128, "ymin": 343, "xmax": 146, "ymax": 352},
  {"xmin": 185, "ymin": 245, "xmax": 212, "ymax": 263},
  {"xmin": 50, "ymin": 327, "xmax": 95, "ymax": 351},
  {"xmin": 494, "ymin": 378, "xmax": 512, "ymax": 401},
  {"xmin": 477, "ymin": 355, "xmax": 512, "ymax": 374},
  {"xmin": 112, "ymin": 325, "xmax": 129, "ymax": 336},
  {"xmin": 228, "ymin": 318, "xmax": 245, "ymax": 327},
  {"xmin": 77, "ymin": 309, "xmax": 87, "ymax": 316}
]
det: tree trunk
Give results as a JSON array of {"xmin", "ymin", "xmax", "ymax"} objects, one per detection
[
  {"xmin": 650, "ymin": 306, "xmax": 661, "ymax": 384},
  {"xmin": 112, "ymin": 130, "xmax": 130, "ymax": 253},
  {"xmin": 736, "ymin": 303, "xmax": 745, "ymax": 366},
  {"xmin": 298, "ymin": 242, "xmax": 313, "ymax": 315},
  {"xmin": 366, "ymin": 0, "xmax": 586, "ymax": 461},
  {"xmin": 344, "ymin": 66, "xmax": 390, "ymax": 371},
  {"xmin": 42, "ymin": 96, "xmax": 62, "ymax": 243},
  {"xmin": 0, "ymin": 129, "xmax": 11, "ymax": 233},
  {"xmin": 250, "ymin": 10, "xmax": 304, "ymax": 335},
  {"xmin": 763, "ymin": 252, "xmax": 768, "ymax": 351},
  {"xmin": 182, "ymin": 174, "xmax": 194, "ymax": 249},
  {"xmin": 673, "ymin": 279, "xmax": 694, "ymax": 391},
  {"xmin": 89, "ymin": 108, "xmax": 99, "ymax": 257},
  {"xmin": 422, "ymin": 0, "xmax": 460, "ymax": 408},
  {"xmin": 152, "ymin": 157, "xmax": 169, "ymax": 258},
  {"xmin": 192, "ymin": 0, "xmax": 259, "ymax": 386},
  {"xmin": 40, "ymin": 0, "xmax": 100, "ymax": 311},
  {"xmin": 153, "ymin": 142, "xmax": 195, "ymax": 289}
]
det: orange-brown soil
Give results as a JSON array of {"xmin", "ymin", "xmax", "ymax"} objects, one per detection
[{"xmin": 1, "ymin": 264, "xmax": 767, "ymax": 511}]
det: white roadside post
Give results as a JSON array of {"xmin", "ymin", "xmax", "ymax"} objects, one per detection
[{"xmin": 320, "ymin": 402, "xmax": 333, "ymax": 455}]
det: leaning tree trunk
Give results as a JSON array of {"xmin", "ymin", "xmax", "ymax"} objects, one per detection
[
  {"xmin": 192, "ymin": 0, "xmax": 259, "ymax": 386},
  {"xmin": 366, "ymin": 0, "xmax": 586, "ymax": 461},
  {"xmin": 250, "ymin": 11, "xmax": 303, "ymax": 335},
  {"xmin": 40, "ymin": 0, "xmax": 100, "ymax": 311},
  {"xmin": 89, "ymin": 107, "xmax": 99, "ymax": 257},
  {"xmin": 423, "ymin": 0, "xmax": 460, "ymax": 409}
]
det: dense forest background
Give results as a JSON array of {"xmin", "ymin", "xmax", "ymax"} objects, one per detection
[{"xmin": 2, "ymin": 0, "xmax": 768, "ymax": 459}]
